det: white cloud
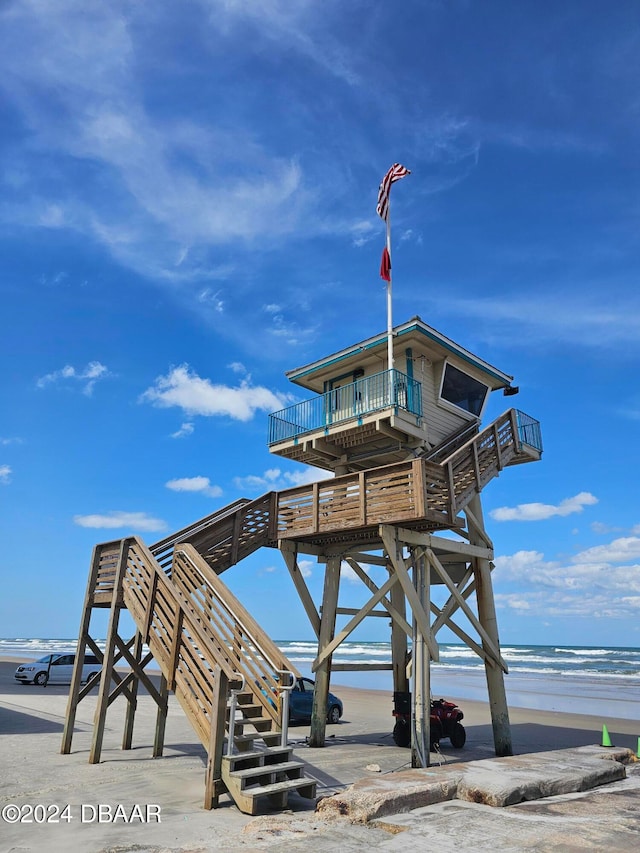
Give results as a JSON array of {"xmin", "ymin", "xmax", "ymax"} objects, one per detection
[
  {"xmin": 36, "ymin": 361, "xmax": 111, "ymax": 396},
  {"xmin": 493, "ymin": 533, "xmax": 640, "ymax": 620},
  {"xmin": 234, "ymin": 466, "xmax": 332, "ymax": 491},
  {"xmin": 590, "ymin": 521, "xmax": 623, "ymax": 535},
  {"xmin": 0, "ymin": 465, "xmax": 12, "ymax": 484},
  {"xmin": 496, "ymin": 590, "xmax": 640, "ymax": 620},
  {"xmin": 234, "ymin": 468, "xmax": 283, "ymax": 491},
  {"xmin": 281, "ymin": 467, "xmax": 333, "ymax": 487},
  {"xmin": 73, "ymin": 511, "xmax": 167, "ymax": 532},
  {"xmin": 170, "ymin": 422, "xmax": 194, "ymax": 439},
  {"xmin": 198, "ymin": 288, "xmax": 224, "ymax": 312},
  {"xmin": 165, "ymin": 476, "xmax": 222, "ymax": 498},
  {"xmin": 298, "ymin": 559, "xmax": 313, "ymax": 578},
  {"xmin": 140, "ymin": 364, "xmax": 288, "ymax": 421},
  {"xmin": 490, "ymin": 491, "xmax": 598, "ymax": 522},
  {"xmin": 574, "ymin": 536, "xmax": 640, "ymax": 565},
  {"xmin": 0, "ymin": 2, "xmax": 324, "ymax": 282},
  {"xmin": 0, "ymin": 437, "xmax": 23, "ymax": 446}
]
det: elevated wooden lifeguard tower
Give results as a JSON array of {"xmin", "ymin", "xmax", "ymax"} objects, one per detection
[
  {"xmin": 267, "ymin": 315, "xmax": 542, "ymax": 762},
  {"xmin": 62, "ymin": 316, "xmax": 542, "ymax": 812}
]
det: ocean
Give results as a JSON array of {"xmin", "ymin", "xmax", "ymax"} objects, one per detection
[{"xmin": 2, "ymin": 638, "xmax": 638, "ymax": 721}]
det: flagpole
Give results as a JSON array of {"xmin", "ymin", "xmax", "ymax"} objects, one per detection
[
  {"xmin": 376, "ymin": 163, "xmax": 409, "ymax": 401},
  {"xmin": 386, "ymin": 212, "xmax": 394, "ymax": 377}
]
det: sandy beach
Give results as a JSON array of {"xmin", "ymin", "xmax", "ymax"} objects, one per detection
[{"xmin": 1, "ymin": 655, "xmax": 638, "ymax": 852}]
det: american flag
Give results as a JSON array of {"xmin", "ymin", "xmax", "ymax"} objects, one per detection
[{"xmin": 376, "ymin": 163, "xmax": 410, "ymax": 221}]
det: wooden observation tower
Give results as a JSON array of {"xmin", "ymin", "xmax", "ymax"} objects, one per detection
[
  {"xmin": 267, "ymin": 315, "xmax": 542, "ymax": 762},
  {"xmin": 62, "ymin": 315, "xmax": 542, "ymax": 812}
]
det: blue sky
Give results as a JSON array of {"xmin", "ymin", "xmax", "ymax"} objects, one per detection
[{"xmin": 1, "ymin": 0, "xmax": 640, "ymax": 649}]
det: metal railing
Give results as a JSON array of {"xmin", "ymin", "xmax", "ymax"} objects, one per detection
[
  {"xmin": 268, "ymin": 369, "xmax": 422, "ymax": 445},
  {"xmin": 515, "ymin": 410, "xmax": 543, "ymax": 453}
]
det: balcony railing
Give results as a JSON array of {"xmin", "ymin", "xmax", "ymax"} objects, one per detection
[
  {"xmin": 268, "ymin": 369, "xmax": 422, "ymax": 445},
  {"xmin": 515, "ymin": 410, "xmax": 543, "ymax": 453}
]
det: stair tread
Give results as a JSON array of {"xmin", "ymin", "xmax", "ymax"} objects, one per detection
[
  {"xmin": 224, "ymin": 746, "xmax": 293, "ymax": 766},
  {"xmin": 233, "ymin": 732, "xmax": 281, "ymax": 745},
  {"xmin": 228, "ymin": 760, "xmax": 305, "ymax": 780},
  {"xmin": 232, "ymin": 776, "xmax": 317, "ymax": 799}
]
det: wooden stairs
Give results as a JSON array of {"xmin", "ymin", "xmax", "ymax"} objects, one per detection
[
  {"xmin": 70, "ymin": 407, "xmax": 540, "ymax": 814},
  {"xmin": 88, "ymin": 536, "xmax": 316, "ymax": 814}
]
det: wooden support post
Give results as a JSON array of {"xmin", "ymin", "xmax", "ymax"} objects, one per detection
[
  {"xmin": 153, "ymin": 674, "xmax": 169, "ymax": 758},
  {"xmin": 204, "ymin": 666, "xmax": 229, "ymax": 810},
  {"xmin": 121, "ymin": 630, "xmax": 143, "ymax": 750},
  {"xmin": 309, "ymin": 556, "xmax": 341, "ymax": 747},
  {"xmin": 89, "ymin": 539, "xmax": 131, "ymax": 764},
  {"xmin": 411, "ymin": 549, "xmax": 430, "ymax": 768},
  {"xmin": 280, "ymin": 543, "xmax": 321, "ymax": 638},
  {"xmin": 466, "ymin": 494, "xmax": 512, "ymax": 757},
  {"xmin": 61, "ymin": 543, "xmax": 103, "ymax": 754},
  {"xmin": 389, "ymin": 562, "xmax": 409, "ymax": 695}
]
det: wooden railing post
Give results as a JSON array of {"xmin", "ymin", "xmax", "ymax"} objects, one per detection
[{"xmin": 204, "ymin": 666, "xmax": 229, "ymax": 810}]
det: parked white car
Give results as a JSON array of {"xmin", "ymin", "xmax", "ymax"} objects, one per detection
[{"xmin": 14, "ymin": 653, "xmax": 101, "ymax": 686}]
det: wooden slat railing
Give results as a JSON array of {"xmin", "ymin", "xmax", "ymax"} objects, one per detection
[
  {"xmin": 172, "ymin": 544, "xmax": 299, "ymax": 725},
  {"xmin": 151, "ymin": 493, "xmax": 276, "ymax": 577},
  {"xmin": 442, "ymin": 409, "xmax": 528, "ymax": 516},
  {"xmin": 276, "ymin": 409, "xmax": 541, "ymax": 538},
  {"xmin": 276, "ymin": 458, "xmax": 449, "ymax": 538},
  {"xmin": 120, "ymin": 537, "xmax": 244, "ymax": 749},
  {"xmin": 115, "ymin": 536, "xmax": 297, "ymax": 747},
  {"xmin": 150, "ymin": 498, "xmax": 251, "ymax": 573}
]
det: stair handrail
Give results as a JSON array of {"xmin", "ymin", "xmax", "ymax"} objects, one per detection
[
  {"xmin": 172, "ymin": 544, "xmax": 300, "ymax": 729},
  {"xmin": 422, "ymin": 419, "xmax": 480, "ymax": 462},
  {"xmin": 276, "ymin": 669, "xmax": 295, "ymax": 747},
  {"xmin": 226, "ymin": 673, "xmax": 246, "ymax": 756},
  {"xmin": 437, "ymin": 409, "xmax": 514, "ymax": 467},
  {"xmin": 176, "ymin": 544, "xmax": 292, "ymax": 676},
  {"xmin": 149, "ymin": 498, "xmax": 251, "ymax": 572}
]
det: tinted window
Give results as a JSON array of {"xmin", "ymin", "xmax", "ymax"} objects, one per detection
[{"xmin": 440, "ymin": 364, "xmax": 488, "ymax": 416}]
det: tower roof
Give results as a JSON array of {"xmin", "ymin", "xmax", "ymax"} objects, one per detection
[{"xmin": 286, "ymin": 316, "xmax": 514, "ymax": 391}]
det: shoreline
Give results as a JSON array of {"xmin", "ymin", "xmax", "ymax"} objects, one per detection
[
  {"xmin": 2, "ymin": 657, "xmax": 639, "ymax": 852},
  {"xmin": 4, "ymin": 654, "xmax": 638, "ymax": 749}
]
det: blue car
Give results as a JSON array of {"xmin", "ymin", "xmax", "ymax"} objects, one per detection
[{"xmin": 289, "ymin": 676, "xmax": 343, "ymax": 724}]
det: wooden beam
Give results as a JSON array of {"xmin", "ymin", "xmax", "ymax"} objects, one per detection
[
  {"xmin": 153, "ymin": 673, "xmax": 169, "ymax": 758},
  {"xmin": 345, "ymin": 552, "xmax": 389, "ymax": 566},
  {"xmin": 344, "ymin": 557, "xmax": 411, "ymax": 637},
  {"xmin": 336, "ymin": 607, "xmax": 389, "ymax": 617},
  {"xmin": 398, "ymin": 527, "xmax": 493, "ymax": 560},
  {"xmin": 311, "ymin": 436, "xmax": 342, "ymax": 459},
  {"xmin": 377, "ymin": 421, "xmax": 409, "ymax": 442},
  {"xmin": 464, "ymin": 505, "xmax": 494, "ymax": 549},
  {"xmin": 312, "ymin": 572, "xmax": 398, "ymax": 671},
  {"xmin": 121, "ymin": 631, "xmax": 143, "ymax": 750},
  {"xmin": 280, "ymin": 543, "xmax": 321, "ymax": 638},
  {"xmin": 430, "ymin": 568, "xmax": 475, "ymax": 634},
  {"xmin": 62, "ymin": 542, "xmax": 105, "ymax": 755},
  {"xmin": 89, "ymin": 538, "xmax": 131, "ymax": 764},
  {"xmin": 204, "ymin": 666, "xmax": 229, "ymax": 810},
  {"xmin": 309, "ymin": 556, "xmax": 341, "ymax": 747},
  {"xmin": 429, "ymin": 600, "xmax": 490, "ymax": 663},
  {"xmin": 426, "ymin": 547, "xmax": 506, "ymax": 671},
  {"xmin": 380, "ymin": 526, "xmax": 439, "ymax": 662}
]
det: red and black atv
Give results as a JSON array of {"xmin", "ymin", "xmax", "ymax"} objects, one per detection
[{"xmin": 392, "ymin": 691, "xmax": 466, "ymax": 749}]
